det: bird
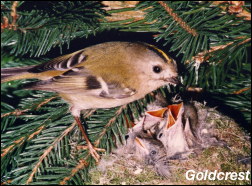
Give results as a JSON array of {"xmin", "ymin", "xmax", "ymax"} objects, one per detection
[{"xmin": 1, "ymin": 41, "xmax": 179, "ymax": 162}]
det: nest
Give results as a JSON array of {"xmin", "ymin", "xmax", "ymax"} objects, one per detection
[{"xmin": 89, "ymin": 100, "xmax": 251, "ymax": 185}]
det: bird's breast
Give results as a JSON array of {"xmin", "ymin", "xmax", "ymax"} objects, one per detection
[{"xmin": 59, "ymin": 93, "xmax": 144, "ymax": 116}]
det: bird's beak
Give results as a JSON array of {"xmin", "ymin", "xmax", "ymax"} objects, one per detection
[{"xmin": 165, "ymin": 76, "xmax": 180, "ymax": 85}]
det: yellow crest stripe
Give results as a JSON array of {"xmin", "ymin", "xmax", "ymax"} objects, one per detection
[{"xmin": 145, "ymin": 43, "xmax": 172, "ymax": 63}]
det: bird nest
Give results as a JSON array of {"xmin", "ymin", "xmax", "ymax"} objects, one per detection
[{"xmin": 88, "ymin": 101, "xmax": 251, "ymax": 185}]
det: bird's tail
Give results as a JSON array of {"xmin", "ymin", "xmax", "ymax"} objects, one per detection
[{"xmin": 1, "ymin": 66, "xmax": 36, "ymax": 83}]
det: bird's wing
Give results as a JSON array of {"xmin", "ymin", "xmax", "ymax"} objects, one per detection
[
  {"xmin": 1, "ymin": 49, "xmax": 89, "ymax": 83},
  {"xmin": 28, "ymin": 49, "xmax": 87, "ymax": 73},
  {"xmin": 25, "ymin": 67, "xmax": 137, "ymax": 99}
]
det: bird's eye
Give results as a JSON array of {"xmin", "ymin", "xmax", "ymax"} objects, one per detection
[
  {"xmin": 125, "ymin": 135, "xmax": 129, "ymax": 140},
  {"xmin": 153, "ymin": 66, "xmax": 162, "ymax": 73},
  {"xmin": 150, "ymin": 150, "xmax": 157, "ymax": 155},
  {"xmin": 158, "ymin": 133, "xmax": 163, "ymax": 138}
]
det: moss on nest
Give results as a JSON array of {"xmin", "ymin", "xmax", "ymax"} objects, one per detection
[{"xmin": 87, "ymin": 102, "xmax": 251, "ymax": 185}]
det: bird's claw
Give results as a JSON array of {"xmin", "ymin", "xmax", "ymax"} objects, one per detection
[{"xmin": 77, "ymin": 144, "xmax": 105, "ymax": 162}]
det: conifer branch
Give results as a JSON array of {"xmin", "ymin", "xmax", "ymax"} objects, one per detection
[
  {"xmin": 1, "ymin": 1, "xmax": 250, "ymax": 184},
  {"xmin": 1, "ymin": 109, "xmax": 29, "ymax": 118},
  {"xmin": 158, "ymin": 1, "xmax": 198, "ymax": 36},
  {"xmin": 59, "ymin": 159, "xmax": 89, "ymax": 185},
  {"xmin": 1, "ymin": 96, "xmax": 58, "ymax": 118},
  {"xmin": 26, "ymin": 121, "xmax": 76, "ymax": 184},
  {"xmin": 233, "ymin": 87, "xmax": 251, "ymax": 95},
  {"xmin": 94, "ymin": 105, "xmax": 127, "ymax": 147},
  {"xmin": 1, "ymin": 136, "xmax": 25, "ymax": 157},
  {"xmin": 35, "ymin": 96, "xmax": 58, "ymax": 110},
  {"xmin": 190, "ymin": 37, "xmax": 251, "ymax": 64}
]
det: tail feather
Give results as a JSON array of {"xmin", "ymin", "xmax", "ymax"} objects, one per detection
[{"xmin": 1, "ymin": 65, "xmax": 36, "ymax": 83}]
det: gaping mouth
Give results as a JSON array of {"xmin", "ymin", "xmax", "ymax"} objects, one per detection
[{"xmin": 164, "ymin": 76, "xmax": 180, "ymax": 85}]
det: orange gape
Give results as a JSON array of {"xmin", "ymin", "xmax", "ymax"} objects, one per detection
[
  {"xmin": 147, "ymin": 108, "xmax": 168, "ymax": 118},
  {"xmin": 145, "ymin": 103, "xmax": 183, "ymax": 129}
]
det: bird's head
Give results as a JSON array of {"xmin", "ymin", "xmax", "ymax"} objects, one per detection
[{"xmin": 128, "ymin": 43, "xmax": 179, "ymax": 90}]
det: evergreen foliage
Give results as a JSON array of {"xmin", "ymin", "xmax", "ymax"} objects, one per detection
[{"xmin": 1, "ymin": 1, "xmax": 251, "ymax": 184}]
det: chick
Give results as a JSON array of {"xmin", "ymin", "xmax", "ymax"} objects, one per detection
[{"xmin": 123, "ymin": 134, "xmax": 170, "ymax": 178}]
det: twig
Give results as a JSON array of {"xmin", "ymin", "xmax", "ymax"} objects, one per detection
[
  {"xmin": 35, "ymin": 96, "xmax": 58, "ymax": 110},
  {"xmin": 27, "ymin": 125, "xmax": 46, "ymax": 140},
  {"xmin": 1, "ymin": 137, "xmax": 25, "ymax": 157},
  {"xmin": 233, "ymin": 87, "xmax": 251, "ymax": 95},
  {"xmin": 83, "ymin": 109, "xmax": 96, "ymax": 119},
  {"xmin": 1, "ymin": 115, "xmax": 53, "ymax": 157},
  {"xmin": 59, "ymin": 159, "xmax": 89, "ymax": 185},
  {"xmin": 189, "ymin": 38, "xmax": 251, "ymax": 63},
  {"xmin": 60, "ymin": 106, "xmax": 127, "ymax": 184},
  {"xmin": 1, "ymin": 96, "xmax": 59, "ymax": 118},
  {"xmin": 94, "ymin": 105, "xmax": 127, "ymax": 146},
  {"xmin": 158, "ymin": 1, "xmax": 198, "ymax": 37},
  {"xmin": 26, "ymin": 121, "xmax": 76, "ymax": 184},
  {"xmin": 1, "ymin": 109, "xmax": 29, "ymax": 118}
]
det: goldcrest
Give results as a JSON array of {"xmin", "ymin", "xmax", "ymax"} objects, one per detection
[
  {"xmin": 2, "ymin": 41, "xmax": 179, "ymax": 116},
  {"xmin": 2, "ymin": 41, "xmax": 179, "ymax": 161}
]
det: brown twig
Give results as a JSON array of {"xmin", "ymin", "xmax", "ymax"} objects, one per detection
[
  {"xmin": 1, "ymin": 96, "xmax": 59, "ymax": 118},
  {"xmin": 35, "ymin": 96, "xmax": 58, "ymax": 110},
  {"xmin": 94, "ymin": 105, "xmax": 127, "ymax": 146},
  {"xmin": 233, "ymin": 87, "xmax": 251, "ymax": 95},
  {"xmin": 59, "ymin": 159, "xmax": 89, "ymax": 185},
  {"xmin": 158, "ymin": 1, "xmax": 198, "ymax": 37},
  {"xmin": 1, "ymin": 180, "xmax": 12, "ymax": 185},
  {"xmin": 1, "ymin": 116, "xmax": 52, "ymax": 158},
  {"xmin": 83, "ymin": 109, "xmax": 96, "ymax": 119},
  {"xmin": 27, "ymin": 125, "xmax": 46, "ymax": 140},
  {"xmin": 190, "ymin": 38, "xmax": 251, "ymax": 64},
  {"xmin": 1, "ymin": 125, "xmax": 47, "ymax": 158},
  {"xmin": 1, "ymin": 109, "xmax": 29, "ymax": 118},
  {"xmin": 26, "ymin": 121, "xmax": 76, "ymax": 184},
  {"xmin": 1, "ymin": 137, "xmax": 25, "ymax": 157}
]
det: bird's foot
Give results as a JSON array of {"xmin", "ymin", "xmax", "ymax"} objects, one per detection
[{"xmin": 77, "ymin": 144, "xmax": 105, "ymax": 162}]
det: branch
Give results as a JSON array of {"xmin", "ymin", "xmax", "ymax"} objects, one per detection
[
  {"xmin": 94, "ymin": 105, "xmax": 127, "ymax": 147},
  {"xmin": 1, "ymin": 109, "xmax": 29, "ymax": 118},
  {"xmin": 1, "ymin": 137, "xmax": 25, "ymax": 157},
  {"xmin": 1, "ymin": 96, "xmax": 58, "ymax": 118},
  {"xmin": 158, "ymin": 1, "xmax": 198, "ymax": 36},
  {"xmin": 233, "ymin": 87, "xmax": 251, "ymax": 95},
  {"xmin": 189, "ymin": 38, "xmax": 251, "ymax": 64},
  {"xmin": 59, "ymin": 159, "xmax": 89, "ymax": 185},
  {"xmin": 26, "ymin": 121, "xmax": 76, "ymax": 184}
]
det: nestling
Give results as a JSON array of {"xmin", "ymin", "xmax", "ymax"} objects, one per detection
[{"xmin": 1, "ymin": 41, "xmax": 179, "ymax": 162}]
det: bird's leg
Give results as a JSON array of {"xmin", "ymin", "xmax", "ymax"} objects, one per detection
[{"xmin": 74, "ymin": 116, "xmax": 105, "ymax": 162}]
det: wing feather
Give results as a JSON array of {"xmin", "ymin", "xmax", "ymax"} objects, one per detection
[
  {"xmin": 25, "ymin": 67, "xmax": 137, "ymax": 99},
  {"xmin": 28, "ymin": 50, "xmax": 87, "ymax": 73}
]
